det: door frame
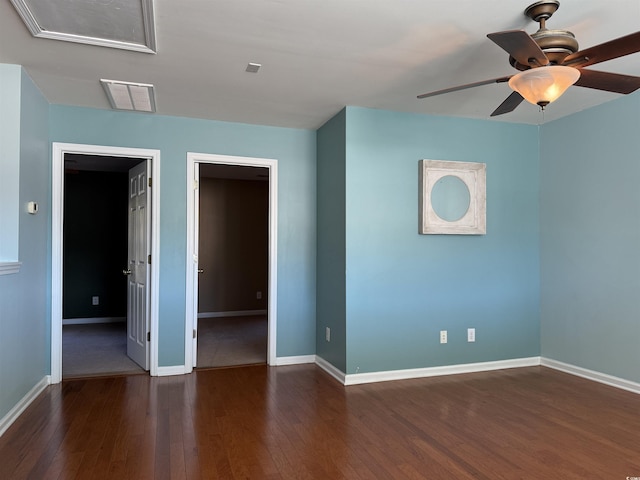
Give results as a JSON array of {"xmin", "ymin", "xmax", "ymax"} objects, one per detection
[
  {"xmin": 51, "ymin": 142, "xmax": 161, "ymax": 383},
  {"xmin": 185, "ymin": 153, "xmax": 278, "ymax": 369}
]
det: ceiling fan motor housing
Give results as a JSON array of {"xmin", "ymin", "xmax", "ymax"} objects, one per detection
[
  {"xmin": 509, "ymin": 29, "xmax": 579, "ymax": 69},
  {"xmin": 508, "ymin": 1, "xmax": 580, "ymax": 70}
]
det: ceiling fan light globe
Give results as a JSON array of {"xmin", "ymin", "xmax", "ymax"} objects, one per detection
[{"xmin": 508, "ymin": 65, "xmax": 580, "ymax": 107}]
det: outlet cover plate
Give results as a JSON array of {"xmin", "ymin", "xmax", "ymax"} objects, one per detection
[{"xmin": 467, "ymin": 328, "xmax": 475, "ymax": 342}]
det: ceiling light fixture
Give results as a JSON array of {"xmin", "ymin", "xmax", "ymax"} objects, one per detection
[
  {"xmin": 100, "ymin": 79, "xmax": 156, "ymax": 113},
  {"xmin": 508, "ymin": 65, "xmax": 580, "ymax": 109}
]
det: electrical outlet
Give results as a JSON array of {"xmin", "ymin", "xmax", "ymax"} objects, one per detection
[
  {"xmin": 440, "ymin": 330, "xmax": 447, "ymax": 344},
  {"xmin": 92, "ymin": 296, "xmax": 99, "ymax": 306},
  {"xmin": 325, "ymin": 327, "xmax": 331, "ymax": 342},
  {"xmin": 256, "ymin": 291, "xmax": 262, "ymax": 300},
  {"xmin": 467, "ymin": 328, "xmax": 476, "ymax": 342}
]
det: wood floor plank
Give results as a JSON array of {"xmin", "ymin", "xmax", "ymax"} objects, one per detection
[{"xmin": 1, "ymin": 366, "xmax": 639, "ymax": 479}]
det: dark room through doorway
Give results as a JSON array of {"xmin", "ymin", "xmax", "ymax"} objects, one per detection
[{"xmin": 62, "ymin": 153, "xmax": 146, "ymax": 378}]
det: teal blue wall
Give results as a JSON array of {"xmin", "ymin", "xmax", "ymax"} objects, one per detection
[
  {"xmin": 0, "ymin": 65, "xmax": 21, "ymax": 261},
  {"xmin": 540, "ymin": 92, "xmax": 640, "ymax": 382},
  {"xmin": 0, "ymin": 67, "xmax": 50, "ymax": 421},
  {"xmin": 342, "ymin": 107, "xmax": 540, "ymax": 374},
  {"xmin": 49, "ymin": 106, "xmax": 317, "ymax": 366},
  {"xmin": 316, "ymin": 109, "xmax": 347, "ymax": 371}
]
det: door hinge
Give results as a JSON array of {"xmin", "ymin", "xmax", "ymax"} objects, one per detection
[
  {"xmin": 194, "ymin": 179, "xmax": 199, "ymax": 190},
  {"xmin": 147, "ymin": 331, "xmax": 151, "ymax": 342},
  {"xmin": 193, "ymin": 329, "xmax": 197, "ymax": 339},
  {"xmin": 148, "ymin": 177, "xmax": 152, "ymax": 188},
  {"xmin": 148, "ymin": 254, "xmax": 151, "ymax": 264}
]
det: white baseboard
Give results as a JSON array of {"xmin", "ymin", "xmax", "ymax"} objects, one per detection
[
  {"xmin": 156, "ymin": 365, "xmax": 189, "ymax": 377},
  {"xmin": 198, "ymin": 310, "xmax": 267, "ymax": 319},
  {"xmin": 315, "ymin": 356, "xmax": 347, "ymax": 384},
  {"xmin": 541, "ymin": 357, "xmax": 640, "ymax": 395},
  {"xmin": 316, "ymin": 355, "xmax": 640, "ymax": 394},
  {"xmin": 0, "ymin": 375, "xmax": 50, "ymax": 437},
  {"xmin": 344, "ymin": 357, "xmax": 541, "ymax": 386},
  {"xmin": 63, "ymin": 317, "xmax": 125, "ymax": 325},
  {"xmin": 274, "ymin": 355, "xmax": 316, "ymax": 366},
  {"xmin": 315, "ymin": 357, "xmax": 541, "ymax": 386}
]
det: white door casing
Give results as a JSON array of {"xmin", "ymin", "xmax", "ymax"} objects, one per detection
[
  {"xmin": 185, "ymin": 153, "xmax": 278, "ymax": 371},
  {"xmin": 127, "ymin": 161, "xmax": 150, "ymax": 369},
  {"xmin": 51, "ymin": 143, "xmax": 160, "ymax": 384}
]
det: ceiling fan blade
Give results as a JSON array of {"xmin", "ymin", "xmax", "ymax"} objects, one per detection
[
  {"xmin": 417, "ymin": 76, "xmax": 511, "ymax": 99},
  {"xmin": 487, "ymin": 30, "xmax": 549, "ymax": 67},
  {"xmin": 490, "ymin": 91, "xmax": 525, "ymax": 117},
  {"xmin": 575, "ymin": 69, "xmax": 640, "ymax": 94},
  {"xmin": 563, "ymin": 31, "xmax": 640, "ymax": 68}
]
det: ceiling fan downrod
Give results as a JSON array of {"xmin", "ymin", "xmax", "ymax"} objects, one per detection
[{"xmin": 524, "ymin": 0, "xmax": 560, "ymax": 28}]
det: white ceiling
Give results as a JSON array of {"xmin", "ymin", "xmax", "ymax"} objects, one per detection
[{"xmin": 1, "ymin": 0, "xmax": 638, "ymax": 129}]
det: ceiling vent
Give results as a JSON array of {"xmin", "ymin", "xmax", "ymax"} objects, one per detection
[
  {"xmin": 246, "ymin": 63, "xmax": 262, "ymax": 73},
  {"xmin": 100, "ymin": 79, "xmax": 156, "ymax": 113},
  {"xmin": 9, "ymin": 0, "xmax": 156, "ymax": 53}
]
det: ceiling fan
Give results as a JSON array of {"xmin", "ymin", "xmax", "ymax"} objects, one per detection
[{"xmin": 417, "ymin": 0, "xmax": 640, "ymax": 116}]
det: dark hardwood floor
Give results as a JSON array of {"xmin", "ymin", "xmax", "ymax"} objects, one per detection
[{"xmin": 1, "ymin": 365, "xmax": 639, "ymax": 479}]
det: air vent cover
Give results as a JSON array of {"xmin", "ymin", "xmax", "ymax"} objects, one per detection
[{"xmin": 100, "ymin": 79, "xmax": 156, "ymax": 112}]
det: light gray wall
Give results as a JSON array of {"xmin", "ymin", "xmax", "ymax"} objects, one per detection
[{"xmin": 198, "ymin": 177, "xmax": 268, "ymax": 313}]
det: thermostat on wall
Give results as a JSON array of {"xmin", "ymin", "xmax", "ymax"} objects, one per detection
[{"xmin": 27, "ymin": 201, "xmax": 38, "ymax": 214}]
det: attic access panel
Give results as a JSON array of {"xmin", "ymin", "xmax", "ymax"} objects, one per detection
[{"xmin": 10, "ymin": 0, "xmax": 156, "ymax": 53}]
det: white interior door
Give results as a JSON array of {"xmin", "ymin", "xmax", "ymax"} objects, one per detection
[
  {"xmin": 127, "ymin": 161, "xmax": 150, "ymax": 370},
  {"xmin": 191, "ymin": 164, "xmax": 200, "ymax": 368}
]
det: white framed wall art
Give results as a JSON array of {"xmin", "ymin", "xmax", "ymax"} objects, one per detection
[{"xmin": 419, "ymin": 159, "xmax": 486, "ymax": 235}]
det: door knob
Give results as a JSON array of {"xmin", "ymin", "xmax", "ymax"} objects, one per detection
[
  {"xmin": 197, "ymin": 269, "xmax": 204, "ymax": 274},
  {"xmin": 123, "ymin": 269, "xmax": 132, "ymax": 275}
]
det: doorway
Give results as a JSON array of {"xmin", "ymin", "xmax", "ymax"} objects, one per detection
[
  {"xmin": 62, "ymin": 155, "xmax": 144, "ymax": 377},
  {"xmin": 51, "ymin": 143, "xmax": 161, "ymax": 384},
  {"xmin": 185, "ymin": 153, "xmax": 278, "ymax": 370},
  {"xmin": 196, "ymin": 165, "xmax": 269, "ymax": 367}
]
